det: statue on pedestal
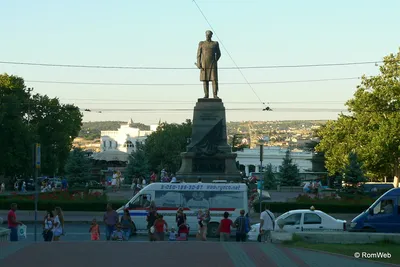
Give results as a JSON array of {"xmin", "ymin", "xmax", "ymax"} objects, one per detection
[{"xmin": 196, "ymin": 30, "xmax": 221, "ymax": 99}]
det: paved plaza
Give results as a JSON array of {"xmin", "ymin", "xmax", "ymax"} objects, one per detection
[{"xmin": 0, "ymin": 241, "xmax": 396, "ymax": 267}]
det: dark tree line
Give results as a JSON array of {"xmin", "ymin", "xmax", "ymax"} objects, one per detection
[{"xmin": 0, "ymin": 74, "xmax": 83, "ymax": 181}]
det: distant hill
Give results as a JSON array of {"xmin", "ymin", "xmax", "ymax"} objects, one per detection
[
  {"xmin": 79, "ymin": 121, "xmax": 150, "ymax": 140},
  {"xmin": 78, "ymin": 120, "xmax": 327, "ymax": 140}
]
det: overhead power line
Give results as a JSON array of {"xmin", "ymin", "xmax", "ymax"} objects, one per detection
[
  {"xmin": 24, "ymin": 77, "xmax": 360, "ymax": 86},
  {"xmin": 0, "ymin": 60, "xmax": 385, "ymax": 70},
  {"xmin": 80, "ymin": 107, "xmax": 348, "ymax": 113}
]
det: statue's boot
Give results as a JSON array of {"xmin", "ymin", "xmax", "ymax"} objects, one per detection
[
  {"xmin": 213, "ymin": 83, "xmax": 219, "ymax": 99},
  {"xmin": 204, "ymin": 83, "xmax": 209, "ymax": 98}
]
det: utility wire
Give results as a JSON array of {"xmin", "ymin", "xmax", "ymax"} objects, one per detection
[
  {"xmin": 24, "ymin": 77, "xmax": 360, "ymax": 86},
  {"xmin": 0, "ymin": 60, "xmax": 386, "ymax": 70},
  {"xmin": 80, "ymin": 107, "xmax": 349, "ymax": 112},
  {"xmin": 193, "ymin": 0, "xmax": 265, "ymax": 106}
]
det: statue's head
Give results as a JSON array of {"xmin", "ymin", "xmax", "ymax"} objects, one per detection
[{"xmin": 205, "ymin": 30, "xmax": 213, "ymax": 41}]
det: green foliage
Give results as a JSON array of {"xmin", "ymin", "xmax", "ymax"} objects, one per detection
[
  {"xmin": 279, "ymin": 150, "xmax": 300, "ymax": 186},
  {"xmin": 125, "ymin": 141, "xmax": 149, "ymax": 180},
  {"xmin": 64, "ymin": 148, "xmax": 92, "ymax": 182},
  {"xmin": 263, "ymin": 164, "xmax": 276, "ymax": 189},
  {"xmin": 0, "ymin": 197, "xmax": 125, "ymax": 211},
  {"xmin": 144, "ymin": 120, "xmax": 192, "ymax": 173},
  {"xmin": 30, "ymin": 94, "xmax": 82, "ymax": 175},
  {"xmin": 252, "ymin": 201, "xmax": 369, "ymax": 214},
  {"xmin": 317, "ymin": 49, "xmax": 400, "ymax": 179},
  {"xmin": 343, "ymin": 152, "xmax": 367, "ymax": 186},
  {"xmin": 305, "ymin": 140, "xmax": 327, "ymax": 172},
  {"xmin": 0, "ymin": 74, "xmax": 32, "ymax": 179},
  {"xmin": 0, "ymin": 73, "xmax": 82, "ymax": 179}
]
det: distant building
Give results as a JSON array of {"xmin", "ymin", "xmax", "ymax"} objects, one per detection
[
  {"xmin": 100, "ymin": 119, "xmax": 158, "ymax": 154},
  {"xmin": 236, "ymin": 146, "xmax": 312, "ymax": 176}
]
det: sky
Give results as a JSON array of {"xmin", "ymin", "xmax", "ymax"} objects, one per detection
[{"xmin": 1, "ymin": 0, "xmax": 399, "ymax": 125}]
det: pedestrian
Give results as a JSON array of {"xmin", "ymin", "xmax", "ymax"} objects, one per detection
[
  {"xmin": 153, "ymin": 214, "xmax": 168, "ymax": 241},
  {"xmin": 53, "ymin": 207, "xmax": 64, "ymax": 241},
  {"xmin": 146, "ymin": 206, "xmax": 158, "ymax": 241},
  {"xmin": 89, "ymin": 218, "xmax": 100, "ymax": 241},
  {"xmin": 111, "ymin": 223, "xmax": 125, "ymax": 241},
  {"xmin": 196, "ymin": 209, "xmax": 204, "ymax": 239},
  {"xmin": 201, "ymin": 209, "xmax": 211, "ymax": 241},
  {"xmin": 217, "ymin": 211, "xmax": 234, "ymax": 242},
  {"xmin": 0, "ymin": 182, "xmax": 5, "ymax": 193},
  {"xmin": 259, "ymin": 204, "xmax": 275, "ymax": 243},
  {"xmin": 103, "ymin": 203, "xmax": 119, "ymax": 241},
  {"xmin": 120, "ymin": 209, "xmax": 134, "ymax": 241},
  {"xmin": 176, "ymin": 207, "xmax": 187, "ymax": 228},
  {"xmin": 42, "ymin": 211, "xmax": 54, "ymax": 242},
  {"xmin": 234, "ymin": 209, "xmax": 247, "ymax": 242},
  {"xmin": 8, "ymin": 203, "xmax": 23, "ymax": 242},
  {"xmin": 168, "ymin": 227, "xmax": 177, "ymax": 241}
]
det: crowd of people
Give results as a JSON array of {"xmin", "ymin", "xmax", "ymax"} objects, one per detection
[{"xmin": 6, "ymin": 202, "xmax": 276, "ymax": 243}]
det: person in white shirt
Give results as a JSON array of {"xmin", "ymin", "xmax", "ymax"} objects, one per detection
[
  {"xmin": 259, "ymin": 204, "xmax": 275, "ymax": 243},
  {"xmin": 53, "ymin": 207, "xmax": 64, "ymax": 241}
]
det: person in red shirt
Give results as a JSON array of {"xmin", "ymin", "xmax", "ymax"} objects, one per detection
[
  {"xmin": 153, "ymin": 214, "xmax": 168, "ymax": 241},
  {"xmin": 8, "ymin": 203, "xmax": 23, "ymax": 242},
  {"xmin": 218, "ymin": 211, "xmax": 234, "ymax": 242}
]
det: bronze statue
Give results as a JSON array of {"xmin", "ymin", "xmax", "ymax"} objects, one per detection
[{"xmin": 196, "ymin": 30, "xmax": 221, "ymax": 98}]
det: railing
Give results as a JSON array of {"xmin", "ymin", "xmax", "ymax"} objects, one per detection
[
  {"xmin": 0, "ymin": 227, "xmax": 10, "ymax": 259},
  {"xmin": 0, "ymin": 227, "xmax": 10, "ymax": 241}
]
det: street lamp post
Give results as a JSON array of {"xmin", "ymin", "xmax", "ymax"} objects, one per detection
[
  {"xmin": 34, "ymin": 143, "xmax": 40, "ymax": 242},
  {"xmin": 259, "ymin": 144, "xmax": 264, "ymax": 213}
]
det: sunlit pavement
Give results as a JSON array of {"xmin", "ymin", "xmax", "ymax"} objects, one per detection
[{"xmin": 0, "ymin": 225, "xmax": 395, "ymax": 267}]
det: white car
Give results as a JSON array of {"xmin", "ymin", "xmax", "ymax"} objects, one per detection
[{"xmin": 248, "ymin": 209, "xmax": 347, "ymax": 241}]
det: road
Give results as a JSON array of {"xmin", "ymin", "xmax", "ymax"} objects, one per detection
[{"xmin": 0, "ymin": 237, "xmax": 394, "ymax": 267}]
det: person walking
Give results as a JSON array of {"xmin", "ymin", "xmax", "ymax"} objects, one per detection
[
  {"xmin": 42, "ymin": 211, "xmax": 54, "ymax": 242},
  {"xmin": 53, "ymin": 207, "xmax": 64, "ymax": 241},
  {"xmin": 234, "ymin": 209, "xmax": 248, "ymax": 242},
  {"xmin": 103, "ymin": 203, "xmax": 119, "ymax": 241},
  {"xmin": 217, "ymin": 212, "xmax": 234, "ymax": 242},
  {"xmin": 8, "ymin": 203, "xmax": 23, "ymax": 242},
  {"xmin": 259, "ymin": 204, "xmax": 275, "ymax": 243},
  {"xmin": 89, "ymin": 218, "xmax": 100, "ymax": 241}
]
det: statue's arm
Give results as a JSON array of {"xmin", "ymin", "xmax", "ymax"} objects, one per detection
[
  {"xmin": 196, "ymin": 42, "xmax": 202, "ymax": 69},
  {"xmin": 215, "ymin": 41, "xmax": 221, "ymax": 61}
]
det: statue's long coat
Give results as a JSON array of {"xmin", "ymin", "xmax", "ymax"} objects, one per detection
[{"xmin": 197, "ymin": 41, "xmax": 221, "ymax": 81}]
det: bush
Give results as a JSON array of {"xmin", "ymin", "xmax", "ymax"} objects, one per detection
[
  {"xmin": 253, "ymin": 201, "xmax": 370, "ymax": 214},
  {"xmin": 0, "ymin": 199, "xmax": 126, "ymax": 211},
  {"xmin": 295, "ymin": 193, "xmax": 373, "ymax": 206}
]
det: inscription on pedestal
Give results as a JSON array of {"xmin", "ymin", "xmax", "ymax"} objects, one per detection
[
  {"xmin": 200, "ymin": 112, "xmax": 218, "ymax": 121},
  {"xmin": 192, "ymin": 158, "xmax": 225, "ymax": 173}
]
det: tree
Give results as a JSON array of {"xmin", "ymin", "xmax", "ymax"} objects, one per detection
[
  {"xmin": 64, "ymin": 148, "xmax": 91, "ymax": 182},
  {"xmin": 0, "ymin": 74, "xmax": 32, "ymax": 180},
  {"xmin": 279, "ymin": 150, "xmax": 300, "ymax": 186},
  {"xmin": 317, "ymin": 49, "xmax": 400, "ymax": 180},
  {"xmin": 304, "ymin": 140, "xmax": 327, "ymax": 173},
  {"xmin": 144, "ymin": 120, "xmax": 192, "ymax": 173},
  {"xmin": 125, "ymin": 141, "xmax": 149, "ymax": 180},
  {"xmin": 30, "ymin": 94, "xmax": 82, "ymax": 176},
  {"xmin": 343, "ymin": 152, "xmax": 366, "ymax": 186},
  {"xmin": 263, "ymin": 164, "xmax": 276, "ymax": 189},
  {"xmin": 0, "ymin": 73, "xmax": 83, "ymax": 179}
]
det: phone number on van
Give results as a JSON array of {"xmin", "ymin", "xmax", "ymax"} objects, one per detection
[{"xmin": 159, "ymin": 184, "xmax": 241, "ymax": 191}]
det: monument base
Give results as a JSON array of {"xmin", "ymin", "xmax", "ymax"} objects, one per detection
[{"xmin": 176, "ymin": 98, "xmax": 241, "ymax": 183}]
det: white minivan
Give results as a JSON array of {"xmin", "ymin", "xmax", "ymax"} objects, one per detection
[{"xmin": 117, "ymin": 183, "xmax": 248, "ymax": 237}]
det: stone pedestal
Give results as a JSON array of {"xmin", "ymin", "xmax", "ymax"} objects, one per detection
[{"xmin": 176, "ymin": 98, "xmax": 241, "ymax": 182}]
